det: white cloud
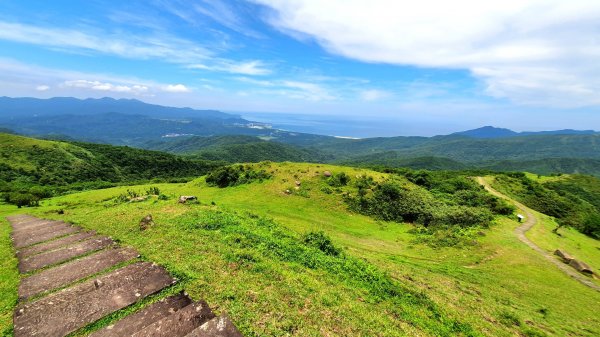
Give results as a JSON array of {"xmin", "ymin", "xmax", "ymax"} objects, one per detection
[
  {"xmin": 63, "ymin": 80, "xmax": 149, "ymax": 94},
  {"xmin": 35, "ymin": 85, "xmax": 50, "ymax": 91},
  {"xmin": 359, "ymin": 89, "xmax": 390, "ymax": 101},
  {"xmin": 162, "ymin": 84, "xmax": 191, "ymax": 93},
  {"xmin": 189, "ymin": 60, "xmax": 271, "ymax": 75},
  {"xmin": 253, "ymin": 0, "xmax": 600, "ymax": 107}
]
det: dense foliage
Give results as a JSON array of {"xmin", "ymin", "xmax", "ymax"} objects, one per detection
[
  {"xmin": 493, "ymin": 173, "xmax": 600, "ymax": 238},
  {"xmin": 338, "ymin": 169, "xmax": 514, "ymax": 246},
  {"xmin": 205, "ymin": 164, "xmax": 272, "ymax": 188}
]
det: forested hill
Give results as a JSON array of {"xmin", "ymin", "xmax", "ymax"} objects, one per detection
[{"xmin": 0, "ymin": 133, "xmax": 222, "ymax": 204}]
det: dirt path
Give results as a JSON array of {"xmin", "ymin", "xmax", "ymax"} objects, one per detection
[{"xmin": 477, "ymin": 177, "xmax": 600, "ymax": 292}]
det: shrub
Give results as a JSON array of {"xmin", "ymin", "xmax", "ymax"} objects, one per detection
[
  {"xmin": 302, "ymin": 231, "xmax": 341, "ymax": 256},
  {"xmin": 205, "ymin": 165, "xmax": 272, "ymax": 188}
]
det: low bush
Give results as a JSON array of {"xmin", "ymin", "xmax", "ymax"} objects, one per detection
[{"xmin": 205, "ymin": 165, "xmax": 272, "ymax": 188}]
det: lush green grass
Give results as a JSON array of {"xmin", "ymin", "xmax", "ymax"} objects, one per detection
[
  {"xmin": 3, "ymin": 163, "xmax": 600, "ymax": 336},
  {"xmin": 0, "ymin": 204, "xmax": 19, "ymax": 337}
]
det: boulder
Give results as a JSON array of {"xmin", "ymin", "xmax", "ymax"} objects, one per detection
[
  {"xmin": 568, "ymin": 259, "xmax": 594, "ymax": 275},
  {"xmin": 323, "ymin": 171, "xmax": 332, "ymax": 177},
  {"xmin": 295, "ymin": 180, "xmax": 301, "ymax": 186},
  {"xmin": 139, "ymin": 214, "xmax": 155, "ymax": 231},
  {"xmin": 178, "ymin": 196, "xmax": 197, "ymax": 204},
  {"xmin": 554, "ymin": 249, "xmax": 574, "ymax": 263}
]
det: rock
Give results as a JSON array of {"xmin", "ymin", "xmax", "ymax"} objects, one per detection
[
  {"xmin": 568, "ymin": 259, "xmax": 594, "ymax": 275},
  {"xmin": 178, "ymin": 196, "xmax": 197, "ymax": 204},
  {"xmin": 139, "ymin": 215, "xmax": 155, "ymax": 231},
  {"xmin": 129, "ymin": 196, "xmax": 148, "ymax": 203},
  {"xmin": 295, "ymin": 180, "xmax": 301, "ymax": 186},
  {"xmin": 323, "ymin": 171, "xmax": 332, "ymax": 177},
  {"xmin": 284, "ymin": 189, "xmax": 291, "ymax": 195},
  {"xmin": 554, "ymin": 249, "xmax": 574, "ymax": 263}
]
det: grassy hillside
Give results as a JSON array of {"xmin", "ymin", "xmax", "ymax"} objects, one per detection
[{"xmin": 2, "ymin": 163, "xmax": 599, "ymax": 336}]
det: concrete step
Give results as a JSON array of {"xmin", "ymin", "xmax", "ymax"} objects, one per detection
[
  {"xmin": 18, "ymin": 236, "xmax": 113, "ymax": 273},
  {"xmin": 13, "ymin": 261, "xmax": 176, "ymax": 337},
  {"xmin": 185, "ymin": 315, "xmax": 244, "ymax": 337},
  {"xmin": 90, "ymin": 293, "xmax": 193, "ymax": 337},
  {"xmin": 131, "ymin": 300, "xmax": 215, "ymax": 337},
  {"xmin": 13, "ymin": 225, "xmax": 80, "ymax": 249},
  {"xmin": 16, "ymin": 230, "xmax": 97, "ymax": 259},
  {"xmin": 19, "ymin": 247, "xmax": 139, "ymax": 300}
]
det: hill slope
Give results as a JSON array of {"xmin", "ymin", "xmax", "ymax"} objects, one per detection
[
  {"xmin": 1, "ymin": 163, "xmax": 599, "ymax": 336},
  {"xmin": 0, "ymin": 133, "xmax": 222, "ymax": 195}
]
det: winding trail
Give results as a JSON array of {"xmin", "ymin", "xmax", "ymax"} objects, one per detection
[{"xmin": 477, "ymin": 177, "xmax": 600, "ymax": 292}]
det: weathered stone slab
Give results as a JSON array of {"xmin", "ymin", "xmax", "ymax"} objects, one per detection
[
  {"xmin": 18, "ymin": 236, "xmax": 113, "ymax": 273},
  {"xmin": 13, "ymin": 226, "xmax": 80, "ymax": 249},
  {"xmin": 11, "ymin": 219, "xmax": 61, "ymax": 234},
  {"xmin": 19, "ymin": 247, "xmax": 139, "ymax": 300},
  {"xmin": 569, "ymin": 259, "xmax": 594, "ymax": 275},
  {"xmin": 554, "ymin": 249, "xmax": 574, "ymax": 263},
  {"xmin": 185, "ymin": 315, "xmax": 244, "ymax": 337},
  {"xmin": 90, "ymin": 293, "xmax": 193, "ymax": 337},
  {"xmin": 131, "ymin": 300, "xmax": 215, "ymax": 337},
  {"xmin": 16, "ymin": 230, "xmax": 97, "ymax": 259},
  {"xmin": 14, "ymin": 262, "xmax": 176, "ymax": 337},
  {"xmin": 12, "ymin": 221, "xmax": 72, "ymax": 241}
]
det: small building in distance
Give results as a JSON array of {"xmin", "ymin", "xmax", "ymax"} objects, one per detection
[{"xmin": 517, "ymin": 214, "xmax": 525, "ymax": 222}]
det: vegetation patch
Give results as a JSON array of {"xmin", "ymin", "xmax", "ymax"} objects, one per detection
[
  {"xmin": 493, "ymin": 173, "xmax": 600, "ymax": 238},
  {"xmin": 205, "ymin": 164, "xmax": 272, "ymax": 188}
]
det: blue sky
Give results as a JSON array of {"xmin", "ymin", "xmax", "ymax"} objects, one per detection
[{"xmin": 0, "ymin": 0, "xmax": 599, "ymax": 135}]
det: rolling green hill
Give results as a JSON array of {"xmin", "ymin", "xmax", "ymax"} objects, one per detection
[
  {"xmin": 1, "ymin": 162, "xmax": 599, "ymax": 336},
  {"xmin": 143, "ymin": 135, "xmax": 330, "ymax": 163}
]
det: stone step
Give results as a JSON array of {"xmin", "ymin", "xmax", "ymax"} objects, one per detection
[
  {"xmin": 16, "ymin": 230, "xmax": 97, "ymax": 259},
  {"xmin": 11, "ymin": 221, "xmax": 72, "ymax": 240},
  {"xmin": 13, "ymin": 261, "xmax": 176, "ymax": 337},
  {"xmin": 185, "ymin": 315, "xmax": 244, "ymax": 337},
  {"xmin": 19, "ymin": 247, "xmax": 139, "ymax": 300},
  {"xmin": 11, "ymin": 220, "xmax": 64, "ymax": 236},
  {"xmin": 10, "ymin": 216, "xmax": 53, "ymax": 227},
  {"xmin": 18, "ymin": 236, "xmax": 113, "ymax": 273},
  {"xmin": 90, "ymin": 293, "xmax": 193, "ymax": 337},
  {"xmin": 131, "ymin": 300, "xmax": 215, "ymax": 337},
  {"xmin": 13, "ymin": 225, "xmax": 80, "ymax": 249}
]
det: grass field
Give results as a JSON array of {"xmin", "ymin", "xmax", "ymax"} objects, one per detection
[{"xmin": 1, "ymin": 163, "xmax": 599, "ymax": 336}]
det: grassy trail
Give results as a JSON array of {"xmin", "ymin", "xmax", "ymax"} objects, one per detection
[{"xmin": 477, "ymin": 177, "xmax": 600, "ymax": 292}]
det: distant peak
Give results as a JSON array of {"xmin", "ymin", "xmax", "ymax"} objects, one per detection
[{"xmin": 452, "ymin": 126, "xmax": 517, "ymax": 139}]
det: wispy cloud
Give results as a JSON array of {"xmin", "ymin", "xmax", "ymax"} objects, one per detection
[
  {"xmin": 189, "ymin": 60, "xmax": 271, "ymax": 75},
  {"xmin": 35, "ymin": 85, "xmax": 50, "ymax": 92},
  {"xmin": 0, "ymin": 20, "xmax": 270, "ymax": 77},
  {"xmin": 157, "ymin": 0, "xmax": 264, "ymax": 38},
  {"xmin": 359, "ymin": 89, "xmax": 391, "ymax": 101},
  {"xmin": 234, "ymin": 76, "xmax": 335, "ymax": 101}
]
